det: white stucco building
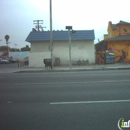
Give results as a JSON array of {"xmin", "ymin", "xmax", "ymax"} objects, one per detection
[{"xmin": 26, "ymin": 29, "xmax": 95, "ymax": 67}]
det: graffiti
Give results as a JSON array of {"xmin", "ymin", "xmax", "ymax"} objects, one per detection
[
  {"xmin": 72, "ymin": 59, "xmax": 89, "ymax": 65},
  {"xmin": 96, "ymin": 52, "xmax": 115, "ymax": 64},
  {"xmin": 117, "ymin": 50, "xmax": 128, "ymax": 63},
  {"xmin": 107, "ymin": 48, "xmax": 128, "ymax": 63},
  {"xmin": 96, "ymin": 52, "xmax": 105, "ymax": 64},
  {"xmin": 107, "ymin": 42, "xmax": 130, "ymax": 63}
]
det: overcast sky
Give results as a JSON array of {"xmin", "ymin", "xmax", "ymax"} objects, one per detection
[{"xmin": 0, "ymin": 0, "xmax": 130, "ymax": 49}]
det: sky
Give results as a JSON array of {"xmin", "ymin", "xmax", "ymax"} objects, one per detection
[{"xmin": 0, "ymin": 0, "xmax": 130, "ymax": 49}]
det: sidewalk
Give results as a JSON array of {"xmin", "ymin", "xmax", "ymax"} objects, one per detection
[{"xmin": 2, "ymin": 63, "xmax": 129, "ymax": 73}]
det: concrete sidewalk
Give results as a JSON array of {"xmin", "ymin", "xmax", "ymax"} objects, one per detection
[{"xmin": 1, "ymin": 63, "xmax": 130, "ymax": 73}]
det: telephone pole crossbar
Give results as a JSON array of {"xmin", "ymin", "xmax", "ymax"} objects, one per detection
[{"xmin": 33, "ymin": 20, "xmax": 43, "ymax": 31}]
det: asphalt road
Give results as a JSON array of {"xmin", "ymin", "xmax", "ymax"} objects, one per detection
[
  {"xmin": 0, "ymin": 70, "xmax": 130, "ymax": 130},
  {"xmin": 0, "ymin": 62, "xmax": 18, "ymax": 68}
]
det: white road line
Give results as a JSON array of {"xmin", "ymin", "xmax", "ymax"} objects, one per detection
[
  {"xmin": 1, "ymin": 79, "xmax": 130, "ymax": 86},
  {"xmin": 50, "ymin": 99, "xmax": 130, "ymax": 105}
]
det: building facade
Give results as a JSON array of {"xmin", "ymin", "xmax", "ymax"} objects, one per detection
[
  {"xmin": 26, "ymin": 30, "xmax": 95, "ymax": 67},
  {"xmin": 95, "ymin": 20, "xmax": 130, "ymax": 64}
]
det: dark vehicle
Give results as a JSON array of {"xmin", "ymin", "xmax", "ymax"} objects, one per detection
[
  {"xmin": 9, "ymin": 57, "xmax": 18, "ymax": 63},
  {"xmin": 44, "ymin": 59, "xmax": 52, "ymax": 69}
]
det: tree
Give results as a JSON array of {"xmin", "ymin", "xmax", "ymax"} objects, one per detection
[
  {"xmin": 10, "ymin": 48, "xmax": 20, "ymax": 52},
  {"xmin": 0, "ymin": 46, "xmax": 20, "ymax": 52},
  {"xmin": 0, "ymin": 46, "xmax": 10, "ymax": 51},
  {"xmin": 26, "ymin": 45, "xmax": 29, "ymax": 48},
  {"xmin": 21, "ymin": 45, "xmax": 30, "ymax": 51}
]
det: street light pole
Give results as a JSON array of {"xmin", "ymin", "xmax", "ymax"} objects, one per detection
[
  {"xmin": 66, "ymin": 26, "xmax": 73, "ymax": 69},
  {"xmin": 68, "ymin": 29, "xmax": 72, "ymax": 69},
  {"xmin": 7, "ymin": 42, "xmax": 9, "ymax": 57},
  {"xmin": 50, "ymin": 0, "xmax": 53, "ymax": 68}
]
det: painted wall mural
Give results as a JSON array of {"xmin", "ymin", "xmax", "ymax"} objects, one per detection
[
  {"xmin": 107, "ymin": 42, "xmax": 130, "ymax": 63},
  {"xmin": 96, "ymin": 51, "xmax": 105, "ymax": 64},
  {"xmin": 96, "ymin": 41, "xmax": 130, "ymax": 64}
]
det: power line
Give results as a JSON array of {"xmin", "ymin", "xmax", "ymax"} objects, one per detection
[{"xmin": 33, "ymin": 20, "xmax": 46, "ymax": 31}]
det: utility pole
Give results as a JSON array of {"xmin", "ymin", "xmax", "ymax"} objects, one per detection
[
  {"xmin": 66, "ymin": 26, "xmax": 76, "ymax": 69},
  {"xmin": 33, "ymin": 20, "xmax": 43, "ymax": 31},
  {"xmin": 50, "ymin": 0, "xmax": 53, "ymax": 68},
  {"xmin": 68, "ymin": 29, "xmax": 72, "ymax": 69},
  {"xmin": 14, "ymin": 44, "xmax": 17, "ymax": 52}
]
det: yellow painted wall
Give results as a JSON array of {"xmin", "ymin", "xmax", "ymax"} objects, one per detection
[
  {"xmin": 104, "ymin": 34, "xmax": 108, "ymax": 39},
  {"xmin": 107, "ymin": 22, "xmax": 118, "ymax": 38},
  {"xmin": 96, "ymin": 21, "xmax": 130, "ymax": 64},
  {"xmin": 107, "ymin": 41, "xmax": 130, "ymax": 63},
  {"xmin": 111, "ymin": 29, "xmax": 118, "ymax": 37},
  {"xmin": 108, "ymin": 22, "xmax": 130, "ymax": 38},
  {"xmin": 119, "ymin": 24, "xmax": 130, "ymax": 35}
]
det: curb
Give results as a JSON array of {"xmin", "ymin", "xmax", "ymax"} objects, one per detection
[
  {"xmin": 13, "ymin": 67, "xmax": 121, "ymax": 73},
  {"xmin": 117, "ymin": 68, "xmax": 130, "ymax": 70}
]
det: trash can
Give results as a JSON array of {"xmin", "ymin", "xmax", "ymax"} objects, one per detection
[
  {"xmin": 105, "ymin": 53, "xmax": 115, "ymax": 64},
  {"xmin": 44, "ymin": 59, "xmax": 52, "ymax": 69}
]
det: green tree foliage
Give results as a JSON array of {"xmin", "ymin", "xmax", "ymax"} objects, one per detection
[
  {"xmin": 0, "ymin": 46, "xmax": 20, "ymax": 52},
  {"xmin": 0, "ymin": 45, "xmax": 29, "ymax": 52},
  {"xmin": 0, "ymin": 46, "xmax": 10, "ymax": 51},
  {"xmin": 10, "ymin": 48, "xmax": 20, "ymax": 52},
  {"xmin": 21, "ymin": 45, "xmax": 30, "ymax": 51}
]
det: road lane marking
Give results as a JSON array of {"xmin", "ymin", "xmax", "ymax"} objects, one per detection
[
  {"xmin": 50, "ymin": 99, "xmax": 130, "ymax": 105},
  {"xmin": 0, "ymin": 79, "xmax": 130, "ymax": 86},
  {"xmin": 7, "ymin": 101, "xmax": 12, "ymax": 104},
  {"xmin": 1, "ymin": 72, "xmax": 130, "ymax": 78}
]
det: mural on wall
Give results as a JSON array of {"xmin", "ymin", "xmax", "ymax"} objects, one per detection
[
  {"xmin": 107, "ymin": 42, "xmax": 130, "ymax": 63},
  {"xmin": 96, "ymin": 51, "xmax": 105, "ymax": 64},
  {"xmin": 96, "ymin": 42, "xmax": 130, "ymax": 64},
  {"xmin": 9, "ymin": 51, "xmax": 29, "ymax": 60},
  {"xmin": 95, "ymin": 41, "xmax": 107, "ymax": 64},
  {"xmin": 96, "ymin": 21, "xmax": 130, "ymax": 64}
]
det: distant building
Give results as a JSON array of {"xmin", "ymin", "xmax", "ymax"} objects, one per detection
[
  {"xmin": 95, "ymin": 20, "xmax": 130, "ymax": 64},
  {"xmin": 0, "ymin": 51, "xmax": 8, "ymax": 57},
  {"xmin": 0, "ymin": 51, "xmax": 29, "ymax": 61},
  {"xmin": 26, "ymin": 29, "xmax": 95, "ymax": 67},
  {"xmin": 9, "ymin": 51, "xmax": 29, "ymax": 61}
]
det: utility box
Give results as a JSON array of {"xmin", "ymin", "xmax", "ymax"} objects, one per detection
[
  {"xmin": 44, "ymin": 59, "xmax": 52, "ymax": 67},
  {"xmin": 105, "ymin": 53, "xmax": 115, "ymax": 64},
  {"xmin": 55, "ymin": 58, "xmax": 60, "ymax": 66}
]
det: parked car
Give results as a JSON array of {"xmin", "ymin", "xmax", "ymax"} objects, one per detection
[{"xmin": 0, "ymin": 59, "xmax": 9, "ymax": 64}]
